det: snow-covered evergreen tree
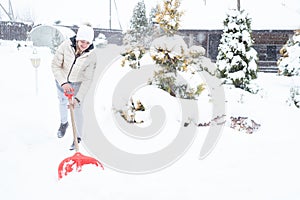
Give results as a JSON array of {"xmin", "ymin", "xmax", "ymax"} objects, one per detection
[
  {"xmin": 121, "ymin": 0, "xmax": 149, "ymax": 69},
  {"xmin": 123, "ymin": 0, "xmax": 148, "ymax": 46},
  {"xmin": 130, "ymin": 0, "xmax": 148, "ymax": 34},
  {"xmin": 216, "ymin": 9, "xmax": 258, "ymax": 92},
  {"xmin": 277, "ymin": 30, "xmax": 300, "ymax": 76}
]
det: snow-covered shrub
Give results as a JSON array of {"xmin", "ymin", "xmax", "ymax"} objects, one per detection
[
  {"xmin": 121, "ymin": 0, "xmax": 206, "ymax": 100},
  {"xmin": 216, "ymin": 9, "xmax": 258, "ymax": 92},
  {"xmin": 117, "ymin": 98, "xmax": 146, "ymax": 123},
  {"xmin": 150, "ymin": 35, "xmax": 188, "ymax": 72},
  {"xmin": 277, "ymin": 30, "xmax": 300, "ymax": 76},
  {"xmin": 188, "ymin": 45, "xmax": 217, "ymax": 76},
  {"xmin": 120, "ymin": 46, "xmax": 146, "ymax": 69},
  {"xmin": 149, "ymin": 33, "xmax": 205, "ymax": 99},
  {"xmin": 287, "ymin": 86, "xmax": 300, "ymax": 108},
  {"xmin": 94, "ymin": 33, "xmax": 108, "ymax": 48},
  {"xmin": 150, "ymin": 35, "xmax": 191, "ymax": 98}
]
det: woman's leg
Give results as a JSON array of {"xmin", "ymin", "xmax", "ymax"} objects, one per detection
[
  {"xmin": 56, "ymin": 81, "xmax": 69, "ymax": 124},
  {"xmin": 56, "ymin": 81, "xmax": 69, "ymax": 138}
]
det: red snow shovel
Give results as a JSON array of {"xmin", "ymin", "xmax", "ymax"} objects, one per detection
[{"xmin": 58, "ymin": 91, "xmax": 104, "ymax": 180}]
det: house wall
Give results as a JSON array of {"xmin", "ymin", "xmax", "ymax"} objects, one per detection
[
  {"xmin": 0, "ymin": 21, "xmax": 295, "ymax": 72},
  {"xmin": 178, "ymin": 29, "xmax": 295, "ymax": 72}
]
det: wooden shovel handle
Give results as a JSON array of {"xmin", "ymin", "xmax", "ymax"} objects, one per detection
[{"xmin": 64, "ymin": 91, "xmax": 80, "ymax": 152}]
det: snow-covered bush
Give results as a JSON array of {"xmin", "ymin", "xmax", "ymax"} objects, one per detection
[
  {"xmin": 120, "ymin": 45, "xmax": 146, "ymax": 69},
  {"xmin": 277, "ymin": 30, "xmax": 300, "ymax": 108},
  {"xmin": 149, "ymin": 35, "xmax": 206, "ymax": 99},
  {"xmin": 277, "ymin": 30, "xmax": 300, "ymax": 76},
  {"xmin": 117, "ymin": 98, "xmax": 146, "ymax": 123},
  {"xmin": 121, "ymin": 0, "xmax": 208, "ymax": 100},
  {"xmin": 94, "ymin": 33, "xmax": 108, "ymax": 48},
  {"xmin": 150, "ymin": 35, "xmax": 188, "ymax": 73},
  {"xmin": 286, "ymin": 86, "xmax": 300, "ymax": 108},
  {"xmin": 216, "ymin": 9, "xmax": 258, "ymax": 92},
  {"xmin": 188, "ymin": 45, "xmax": 217, "ymax": 76}
]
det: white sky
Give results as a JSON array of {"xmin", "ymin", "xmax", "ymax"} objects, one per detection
[{"xmin": 3, "ymin": 0, "xmax": 300, "ymax": 30}]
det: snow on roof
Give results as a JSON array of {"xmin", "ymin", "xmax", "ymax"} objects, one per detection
[
  {"xmin": 29, "ymin": 25, "xmax": 75, "ymax": 51},
  {"xmin": 30, "ymin": 24, "xmax": 75, "ymax": 39}
]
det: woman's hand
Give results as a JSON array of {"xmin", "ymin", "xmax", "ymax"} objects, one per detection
[
  {"xmin": 73, "ymin": 98, "xmax": 80, "ymax": 106},
  {"xmin": 62, "ymin": 83, "xmax": 73, "ymax": 93}
]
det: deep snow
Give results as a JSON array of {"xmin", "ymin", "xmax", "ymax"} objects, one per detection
[{"xmin": 0, "ymin": 40, "xmax": 300, "ymax": 200}]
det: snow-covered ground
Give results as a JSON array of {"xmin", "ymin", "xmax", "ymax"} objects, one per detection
[{"xmin": 1, "ymin": 40, "xmax": 300, "ymax": 200}]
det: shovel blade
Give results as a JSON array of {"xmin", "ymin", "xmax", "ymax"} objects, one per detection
[{"xmin": 58, "ymin": 152, "xmax": 104, "ymax": 180}]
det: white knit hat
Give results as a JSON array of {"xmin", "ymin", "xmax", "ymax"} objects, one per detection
[{"xmin": 76, "ymin": 25, "xmax": 94, "ymax": 44}]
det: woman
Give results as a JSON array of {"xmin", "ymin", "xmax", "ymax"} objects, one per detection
[{"xmin": 51, "ymin": 24, "xmax": 97, "ymax": 150}]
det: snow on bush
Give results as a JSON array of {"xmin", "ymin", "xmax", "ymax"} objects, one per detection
[
  {"xmin": 94, "ymin": 33, "xmax": 108, "ymax": 48},
  {"xmin": 277, "ymin": 30, "xmax": 300, "ymax": 76},
  {"xmin": 277, "ymin": 30, "xmax": 300, "ymax": 108}
]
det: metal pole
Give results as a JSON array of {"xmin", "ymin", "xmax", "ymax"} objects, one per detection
[
  {"xmin": 109, "ymin": 0, "xmax": 111, "ymax": 29},
  {"xmin": 30, "ymin": 48, "xmax": 41, "ymax": 96},
  {"xmin": 35, "ymin": 68, "xmax": 38, "ymax": 95},
  {"xmin": 237, "ymin": 0, "xmax": 241, "ymax": 11}
]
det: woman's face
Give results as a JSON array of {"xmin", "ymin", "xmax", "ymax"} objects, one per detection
[{"xmin": 77, "ymin": 40, "xmax": 90, "ymax": 52}]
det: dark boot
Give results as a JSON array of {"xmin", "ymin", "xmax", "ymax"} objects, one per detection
[
  {"xmin": 69, "ymin": 137, "xmax": 81, "ymax": 151},
  {"xmin": 57, "ymin": 122, "xmax": 69, "ymax": 138}
]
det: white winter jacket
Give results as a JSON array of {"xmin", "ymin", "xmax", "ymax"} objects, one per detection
[{"xmin": 51, "ymin": 36, "xmax": 97, "ymax": 102}]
